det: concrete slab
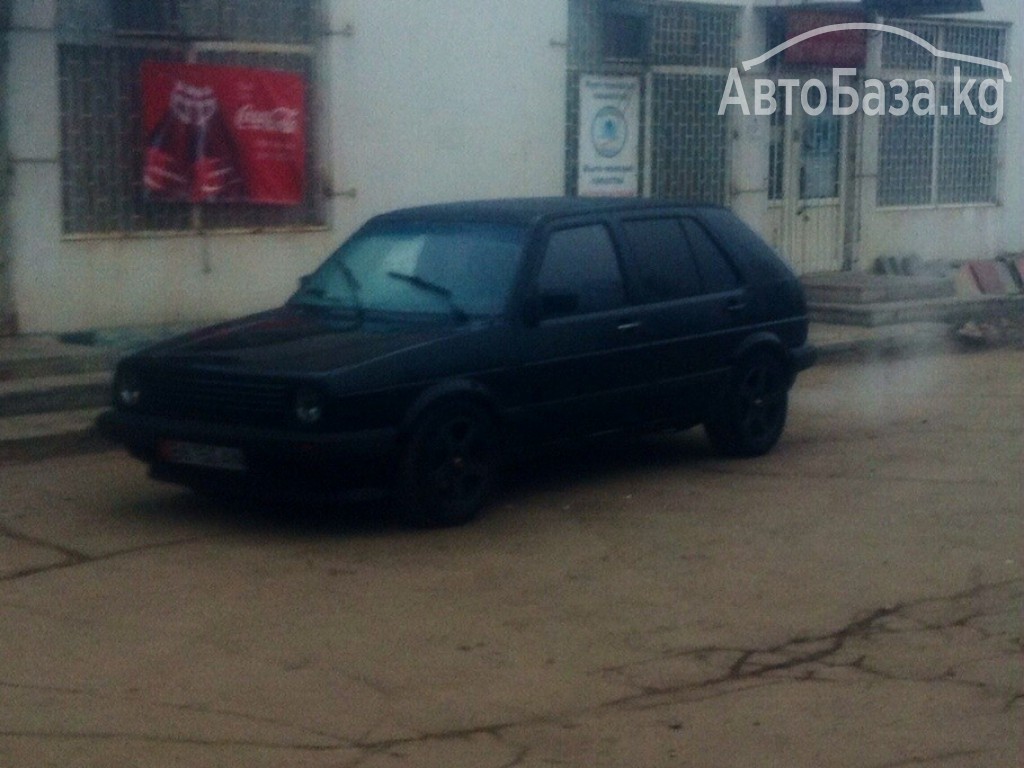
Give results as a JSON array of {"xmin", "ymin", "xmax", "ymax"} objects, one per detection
[
  {"xmin": 801, "ymin": 272, "xmax": 954, "ymax": 305},
  {"xmin": 0, "ymin": 371, "xmax": 112, "ymax": 417},
  {"xmin": 967, "ymin": 260, "xmax": 1020, "ymax": 295},
  {"xmin": 810, "ymin": 294, "xmax": 1024, "ymax": 327},
  {"xmin": 0, "ymin": 335, "xmax": 120, "ymax": 380}
]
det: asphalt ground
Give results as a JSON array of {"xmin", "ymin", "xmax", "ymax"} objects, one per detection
[{"xmin": 0, "ymin": 346, "xmax": 1020, "ymax": 767}]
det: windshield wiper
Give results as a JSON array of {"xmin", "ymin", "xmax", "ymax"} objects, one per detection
[{"xmin": 387, "ymin": 271, "xmax": 469, "ymax": 323}]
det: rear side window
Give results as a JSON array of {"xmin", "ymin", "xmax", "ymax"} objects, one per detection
[
  {"xmin": 696, "ymin": 207, "xmax": 795, "ymax": 282},
  {"xmin": 537, "ymin": 224, "xmax": 626, "ymax": 317},
  {"xmin": 621, "ymin": 218, "xmax": 702, "ymax": 302},
  {"xmin": 682, "ymin": 219, "xmax": 741, "ymax": 294}
]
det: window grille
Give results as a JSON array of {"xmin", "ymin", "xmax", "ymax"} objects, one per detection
[
  {"xmin": 877, "ymin": 21, "xmax": 1006, "ymax": 207},
  {"xmin": 57, "ymin": 0, "xmax": 321, "ymax": 236},
  {"xmin": 768, "ymin": 109, "xmax": 785, "ymax": 201},
  {"xmin": 566, "ymin": 0, "xmax": 736, "ymax": 204},
  {"xmin": 648, "ymin": 73, "xmax": 730, "ymax": 203},
  {"xmin": 648, "ymin": 3, "xmax": 734, "ymax": 69}
]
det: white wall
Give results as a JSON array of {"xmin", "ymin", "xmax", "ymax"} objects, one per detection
[
  {"xmin": 322, "ymin": 0, "xmax": 568, "ymax": 239},
  {"xmin": 856, "ymin": 0, "xmax": 1024, "ymax": 267},
  {"xmin": 4, "ymin": 0, "xmax": 1020, "ymax": 333},
  {"xmin": 5, "ymin": 0, "xmax": 568, "ymax": 334},
  {"xmin": 719, "ymin": 0, "xmax": 1023, "ymax": 268}
]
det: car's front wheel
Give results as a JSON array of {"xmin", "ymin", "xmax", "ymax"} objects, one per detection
[
  {"xmin": 705, "ymin": 350, "xmax": 789, "ymax": 457},
  {"xmin": 398, "ymin": 401, "xmax": 500, "ymax": 527}
]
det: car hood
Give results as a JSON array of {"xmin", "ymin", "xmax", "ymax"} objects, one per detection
[{"xmin": 134, "ymin": 307, "xmax": 469, "ymax": 376}]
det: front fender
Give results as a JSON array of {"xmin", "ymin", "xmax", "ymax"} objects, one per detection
[{"xmin": 398, "ymin": 379, "xmax": 501, "ymax": 438}]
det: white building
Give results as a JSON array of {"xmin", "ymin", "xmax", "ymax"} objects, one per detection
[{"xmin": 1, "ymin": 0, "xmax": 1020, "ymax": 334}]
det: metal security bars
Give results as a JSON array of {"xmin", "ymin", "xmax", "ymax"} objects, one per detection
[
  {"xmin": 60, "ymin": 0, "xmax": 313, "ymax": 45},
  {"xmin": 57, "ymin": 0, "xmax": 321, "ymax": 236},
  {"xmin": 566, "ymin": 0, "xmax": 737, "ymax": 204},
  {"xmin": 648, "ymin": 73, "xmax": 730, "ymax": 202},
  {"xmin": 877, "ymin": 21, "xmax": 1006, "ymax": 207}
]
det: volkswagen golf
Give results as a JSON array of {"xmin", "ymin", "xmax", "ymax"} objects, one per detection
[{"xmin": 98, "ymin": 198, "xmax": 816, "ymax": 526}]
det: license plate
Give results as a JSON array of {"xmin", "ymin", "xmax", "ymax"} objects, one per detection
[{"xmin": 160, "ymin": 440, "xmax": 247, "ymax": 472}]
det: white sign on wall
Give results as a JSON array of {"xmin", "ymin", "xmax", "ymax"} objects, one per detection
[{"xmin": 577, "ymin": 75, "xmax": 640, "ymax": 197}]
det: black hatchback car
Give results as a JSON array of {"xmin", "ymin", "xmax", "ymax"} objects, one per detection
[{"xmin": 98, "ymin": 198, "xmax": 815, "ymax": 526}]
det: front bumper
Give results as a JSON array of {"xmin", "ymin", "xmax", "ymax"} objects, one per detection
[{"xmin": 96, "ymin": 409, "xmax": 398, "ymax": 492}]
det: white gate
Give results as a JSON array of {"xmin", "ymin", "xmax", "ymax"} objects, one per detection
[{"xmin": 766, "ymin": 84, "xmax": 849, "ymax": 275}]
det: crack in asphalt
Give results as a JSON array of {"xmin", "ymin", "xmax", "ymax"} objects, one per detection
[
  {"xmin": 9, "ymin": 580, "xmax": 1005, "ymax": 762},
  {"xmin": 1, "ymin": 534, "xmax": 1018, "ymax": 763},
  {"xmin": 0, "ymin": 728, "xmax": 344, "ymax": 752},
  {"xmin": 696, "ymin": 463, "xmax": 1010, "ymax": 486},
  {"xmin": 0, "ymin": 519, "xmax": 218, "ymax": 582},
  {"xmin": 340, "ymin": 724, "xmax": 531, "ymax": 768},
  {"xmin": 0, "ymin": 520, "xmax": 90, "ymax": 568},
  {"xmin": 601, "ymin": 579, "xmax": 1022, "ymax": 712},
  {"xmin": 869, "ymin": 749, "xmax": 990, "ymax": 767}
]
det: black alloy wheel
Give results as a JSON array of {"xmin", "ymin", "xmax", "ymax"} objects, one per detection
[
  {"xmin": 399, "ymin": 402, "xmax": 500, "ymax": 527},
  {"xmin": 705, "ymin": 350, "xmax": 789, "ymax": 457}
]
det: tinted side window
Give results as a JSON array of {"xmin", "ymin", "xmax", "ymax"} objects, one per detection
[
  {"xmin": 682, "ymin": 219, "xmax": 741, "ymax": 294},
  {"xmin": 538, "ymin": 225, "xmax": 626, "ymax": 317},
  {"xmin": 621, "ymin": 218, "xmax": 701, "ymax": 302}
]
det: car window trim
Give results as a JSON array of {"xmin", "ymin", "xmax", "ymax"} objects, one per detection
[
  {"xmin": 528, "ymin": 218, "xmax": 638, "ymax": 323},
  {"xmin": 615, "ymin": 213, "xmax": 709, "ymax": 304},
  {"xmin": 680, "ymin": 216, "xmax": 745, "ymax": 295}
]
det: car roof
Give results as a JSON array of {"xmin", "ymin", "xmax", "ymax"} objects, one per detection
[{"xmin": 370, "ymin": 197, "xmax": 725, "ymax": 228}]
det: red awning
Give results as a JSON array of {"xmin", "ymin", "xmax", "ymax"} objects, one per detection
[{"xmin": 755, "ymin": 0, "xmax": 983, "ymax": 14}]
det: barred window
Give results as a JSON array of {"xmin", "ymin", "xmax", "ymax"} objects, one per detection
[
  {"xmin": 57, "ymin": 0, "xmax": 322, "ymax": 235},
  {"xmin": 566, "ymin": 0, "xmax": 736, "ymax": 204},
  {"xmin": 647, "ymin": 72, "xmax": 730, "ymax": 203},
  {"xmin": 877, "ymin": 22, "xmax": 1006, "ymax": 207}
]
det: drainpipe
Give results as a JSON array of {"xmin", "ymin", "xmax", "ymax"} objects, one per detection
[{"xmin": 0, "ymin": 6, "xmax": 16, "ymax": 335}]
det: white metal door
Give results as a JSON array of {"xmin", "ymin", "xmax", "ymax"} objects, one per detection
[{"xmin": 767, "ymin": 86, "xmax": 847, "ymax": 275}]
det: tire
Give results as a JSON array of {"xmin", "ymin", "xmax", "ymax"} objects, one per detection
[
  {"xmin": 398, "ymin": 402, "xmax": 500, "ymax": 527},
  {"xmin": 704, "ymin": 350, "xmax": 789, "ymax": 458}
]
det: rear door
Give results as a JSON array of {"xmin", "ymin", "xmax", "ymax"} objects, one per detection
[
  {"xmin": 617, "ymin": 214, "xmax": 749, "ymax": 427},
  {"xmin": 514, "ymin": 220, "xmax": 650, "ymax": 442}
]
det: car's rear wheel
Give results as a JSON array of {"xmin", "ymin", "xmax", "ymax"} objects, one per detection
[
  {"xmin": 705, "ymin": 350, "xmax": 789, "ymax": 457},
  {"xmin": 398, "ymin": 402, "xmax": 499, "ymax": 527}
]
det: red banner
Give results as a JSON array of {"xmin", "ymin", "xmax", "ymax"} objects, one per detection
[
  {"xmin": 785, "ymin": 12, "xmax": 867, "ymax": 68},
  {"xmin": 141, "ymin": 61, "xmax": 306, "ymax": 205}
]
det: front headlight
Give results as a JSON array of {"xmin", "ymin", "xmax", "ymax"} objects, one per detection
[
  {"xmin": 295, "ymin": 386, "xmax": 324, "ymax": 425},
  {"xmin": 115, "ymin": 369, "xmax": 142, "ymax": 408}
]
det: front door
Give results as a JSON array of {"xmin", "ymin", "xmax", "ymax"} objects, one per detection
[
  {"xmin": 515, "ymin": 222, "xmax": 648, "ymax": 442},
  {"xmin": 767, "ymin": 85, "xmax": 847, "ymax": 275}
]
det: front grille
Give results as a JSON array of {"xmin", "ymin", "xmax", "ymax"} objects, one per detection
[{"xmin": 139, "ymin": 368, "xmax": 294, "ymax": 425}]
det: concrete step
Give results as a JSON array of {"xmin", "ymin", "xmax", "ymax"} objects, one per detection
[
  {"xmin": 802, "ymin": 272, "xmax": 955, "ymax": 305},
  {"xmin": 809, "ymin": 294, "xmax": 1024, "ymax": 328},
  {"xmin": 0, "ymin": 408, "xmax": 112, "ymax": 463},
  {"xmin": 0, "ymin": 336, "xmax": 120, "ymax": 381},
  {"xmin": 0, "ymin": 370, "xmax": 112, "ymax": 418}
]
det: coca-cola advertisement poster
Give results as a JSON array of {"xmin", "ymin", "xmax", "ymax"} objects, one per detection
[{"xmin": 141, "ymin": 60, "xmax": 306, "ymax": 205}]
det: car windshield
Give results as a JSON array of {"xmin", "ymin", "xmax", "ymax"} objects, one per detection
[{"xmin": 291, "ymin": 221, "xmax": 527, "ymax": 322}]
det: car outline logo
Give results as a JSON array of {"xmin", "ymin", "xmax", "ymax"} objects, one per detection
[{"xmin": 742, "ymin": 23, "xmax": 1012, "ymax": 83}]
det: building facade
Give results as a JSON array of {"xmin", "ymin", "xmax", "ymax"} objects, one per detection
[{"xmin": 2, "ymin": 0, "xmax": 1020, "ymax": 334}]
